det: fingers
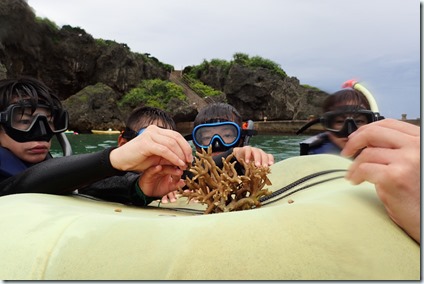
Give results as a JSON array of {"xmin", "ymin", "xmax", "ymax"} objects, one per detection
[
  {"xmin": 110, "ymin": 126, "xmax": 193, "ymax": 172},
  {"xmin": 341, "ymin": 119, "xmax": 419, "ymax": 158},
  {"xmin": 235, "ymin": 146, "xmax": 274, "ymax": 167},
  {"xmin": 345, "ymin": 136, "xmax": 419, "ymax": 196},
  {"xmin": 345, "ymin": 161, "xmax": 388, "ymax": 185},
  {"xmin": 143, "ymin": 165, "xmax": 183, "ymax": 179},
  {"xmin": 347, "ymin": 147, "xmax": 392, "ymax": 172},
  {"xmin": 144, "ymin": 126, "xmax": 193, "ymax": 167},
  {"xmin": 241, "ymin": 146, "xmax": 252, "ymax": 164},
  {"xmin": 345, "ymin": 144, "xmax": 418, "ymax": 185},
  {"xmin": 161, "ymin": 191, "xmax": 178, "ymax": 204},
  {"xmin": 368, "ymin": 119, "xmax": 420, "ymax": 136},
  {"xmin": 252, "ymin": 152, "xmax": 274, "ymax": 167},
  {"xmin": 345, "ymin": 147, "xmax": 382, "ymax": 184}
]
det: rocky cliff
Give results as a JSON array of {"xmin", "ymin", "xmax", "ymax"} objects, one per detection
[
  {"xmin": 188, "ymin": 62, "xmax": 327, "ymax": 121},
  {"xmin": 0, "ymin": 0, "xmax": 328, "ymax": 133}
]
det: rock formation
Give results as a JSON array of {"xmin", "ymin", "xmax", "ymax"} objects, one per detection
[{"xmin": 0, "ymin": 0, "xmax": 329, "ymax": 133}]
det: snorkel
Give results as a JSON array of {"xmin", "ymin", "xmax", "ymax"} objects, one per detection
[{"xmin": 341, "ymin": 79, "xmax": 380, "ymax": 114}]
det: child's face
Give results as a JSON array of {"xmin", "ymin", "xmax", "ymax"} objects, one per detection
[
  {"xmin": 0, "ymin": 128, "xmax": 51, "ymax": 163},
  {"xmin": 193, "ymin": 122, "xmax": 242, "ymax": 156},
  {"xmin": 327, "ymin": 132, "xmax": 349, "ymax": 150}
]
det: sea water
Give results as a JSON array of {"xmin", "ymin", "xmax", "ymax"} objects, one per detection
[{"xmin": 50, "ymin": 133, "xmax": 311, "ymax": 162}]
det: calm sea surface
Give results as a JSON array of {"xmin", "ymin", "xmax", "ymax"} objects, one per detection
[{"xmin": 50, "ymin": 133, "xmax": 312, "ymax": 162}]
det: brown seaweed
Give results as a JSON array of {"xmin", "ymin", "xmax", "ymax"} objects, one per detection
[{"xmin": 179, "ymin": 147, "xmax": 272, "ymax": 214}]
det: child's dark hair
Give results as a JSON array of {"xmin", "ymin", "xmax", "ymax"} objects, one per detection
[
  {"xmin": 126, "ymin": 106, "xmax": 176, "ymax": 131},
  {"xmin": 322, "ymin": 89, "xmax": 371, "ymax": 113},
  {"xmin": 0, "ymin": 76, "xmax": 63, "ymax": 113},
  {"xmin": 194, "ymin": 103, "xmax": 242, "ymax": 127}
]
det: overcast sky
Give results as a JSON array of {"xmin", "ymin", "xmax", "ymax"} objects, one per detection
[{"xmin": 27, "ymin": 0, "xmax": 421, "ymax": 119}]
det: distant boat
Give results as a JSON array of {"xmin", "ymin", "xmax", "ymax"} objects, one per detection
[
  {"xmin": 64, "ymin": 130, "xmax": 78, "ymax": 135},
  {"xmin": 91, "ymin": 129, "xmax": 120, "ymax": 135}
]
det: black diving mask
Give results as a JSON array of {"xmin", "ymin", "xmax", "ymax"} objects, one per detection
[
  {"xmin": 321, "ymin": 107, "xmax": 378, "ymax": 137},
  {"xmin": 0, "ymin": 104, "xmax": 68, "ymax": 142},
  {"xmin": 296, "ymin": 106, "xmax": 383, "ymax": 137}
]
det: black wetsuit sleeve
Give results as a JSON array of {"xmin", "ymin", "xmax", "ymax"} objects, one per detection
[
  {"xmin": 78, "ymin": 172, "xmax": 158, "ymax": 206},
  {"xmin": 0, "ymin": 147, "xmax": 124, "ymax": 196},
  {"xmin": 212, "ymin": 148, "xmax": 245, "ymax": 175}
]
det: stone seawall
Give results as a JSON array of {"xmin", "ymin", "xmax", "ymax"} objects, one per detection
[
  {"xmin": 176, "ymin": 120, "xmax": 324, "ymax": 135},
  {"xmin": 176, "ymin": 119, "xmax": 420, "ymax": 135}
]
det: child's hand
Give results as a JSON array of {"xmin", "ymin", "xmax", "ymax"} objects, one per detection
[
  {"xmin": 138, "ymin": 165, "xmax": 185, "ymax": 198},
  {"xmin": 233, "ymin": 146, "xmax": 274, "ymax": 167},
  {"xmin": 110, "ymin": 125, "xmax": 193, "ymax": 173}
]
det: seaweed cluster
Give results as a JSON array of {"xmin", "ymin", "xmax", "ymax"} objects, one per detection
[{"xmin": 180, "ymin": 147, "xmax": 272, "ymax": 214}]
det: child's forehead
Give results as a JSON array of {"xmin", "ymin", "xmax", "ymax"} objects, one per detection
[
  {"xmin": 204, "ymin": 116, "xmax": 233, "ymax": 123},
  {"xmin": 10, "ymin": 96, "xmax": 48, "ymax": 105},
  {"xmin": 10, "ymin": 96, "xmax": 30, "ymax": 104},
  {"xmin": 133, "ymin": 118, "xmax": 170, "ymax": 130}
]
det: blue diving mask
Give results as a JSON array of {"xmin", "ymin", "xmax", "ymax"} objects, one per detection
[
  {"xmin": 192, "ymin": 121, "xmax": 242, "ymax": 152},
  {"xmin": 0, "ymin": 104, "xmax": 68, "ymax": 142},
  {"xmin": 121, "ymin": 125, "xmax": 170, "ymax": 141},
  {"xmin": 121, "ymin": 127, "xmax": 146, "ymax": 140}
]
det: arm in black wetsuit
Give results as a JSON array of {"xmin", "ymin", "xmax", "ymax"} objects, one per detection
[
  {"xmin": 212, "ymin": 148, "xmax": 245, "ymax": 174},
  {"xmin": 0, "ymin": 147, "xmax": 123, "ymax": 196},
  {"xmin": 78, "ymin": 172, "xmax": 158, "ymax": 206}
]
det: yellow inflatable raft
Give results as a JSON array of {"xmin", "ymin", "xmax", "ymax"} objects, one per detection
[{"xmin": 0, "ymin": 154, "xmax": 419, "ymax": 280}]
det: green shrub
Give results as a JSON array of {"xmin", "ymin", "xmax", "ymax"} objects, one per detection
[
  {"xmin": 233, "ymin": 53, "xmax": 287, "ymax": 78},
  {"xmin": 119, "ymin": 79, "xmax": 186, "ymax": 110},
  {"xmin": 35, "ymin": 17, "xmax": 59, "ymax": 31},
  {"xmin": 185, "ymin": 53, "xmax": 287, "ymax": 79},
  {"xmin": 183, "ymin": 75, "xmax": 222, "ymax": 98},
  {"xmin": 95, "ymin": 38, "xmax": 117, "ymax": 47},
  {"xmin": 133, "ymin": 53, "xmax": 174, "ymax": 72},
  {"xmin": 301, "ymin": 84, "xmax": 321, "ymax": 92}
]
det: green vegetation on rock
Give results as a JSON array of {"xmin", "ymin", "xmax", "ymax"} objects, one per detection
[
  {"xmin": 119, "ymin": 79, "xmax": 187, "ymax": 110},
  {"xmin": 184, "ymin": 52, "xmax": 287, "ymax": 79},
  {"xmin": 182, "ymin": 75, "xmax": 222, "ymax": 98},
  {"xmin": 35, "ymin": 17, "xmax": 59, "ymax": 31},
  {"xmin": 233, "ymin": 52, "xmax": 287, "ymax": 78}
]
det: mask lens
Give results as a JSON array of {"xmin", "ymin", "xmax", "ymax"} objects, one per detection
[
  {"xmin": 10, "ymin": 106, "xmax": 50, "ymax": 131},
  {"xmin": 10, "ymin": 106, "xmax": 33, "ymax": 131},
  {"xmin": 6, "ymin": 104, "xmax": 67, "ymax": 133},
  {"xmin": 193, "ymin": 122, "xmax": 241, "ymax": 148},
  {"xmin": 51, "ymin": 108, "xmax": 68, "ymax": 133},
  {"xmin": 322, "ymin": 109, "xmax": 375, "ymax": 132},
  {"xmin": 352, "ymin": 112, "xmax": 374, "ymax": 126}
]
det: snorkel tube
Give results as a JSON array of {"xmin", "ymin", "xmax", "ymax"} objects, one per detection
[{"xmin": 341, "ymin": 79, "xmax": 379, "ymax": 113}]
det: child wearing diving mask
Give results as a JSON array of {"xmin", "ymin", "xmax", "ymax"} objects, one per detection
[
  {"xmin": 0, "ymin": 77, "xmax": 194, "ymax": 199},
  {"xmin": 0, "ymin": 77, "xmax": 68, "ymax": 177},
  {"xmin": 297, "ymin": 87, "xmax": 383, "ymax": 155},
  {"xmin": 190, "ymin": 103, "xmax": 274, "ymax": 168},
  {"xmin": 79, "ymin": 106, "xmax": 182, "ymax": 206}
]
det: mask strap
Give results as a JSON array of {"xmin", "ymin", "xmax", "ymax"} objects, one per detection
[{"xmin": 296, "ymin": 118, "xmax": 320, "ymax": 135}]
